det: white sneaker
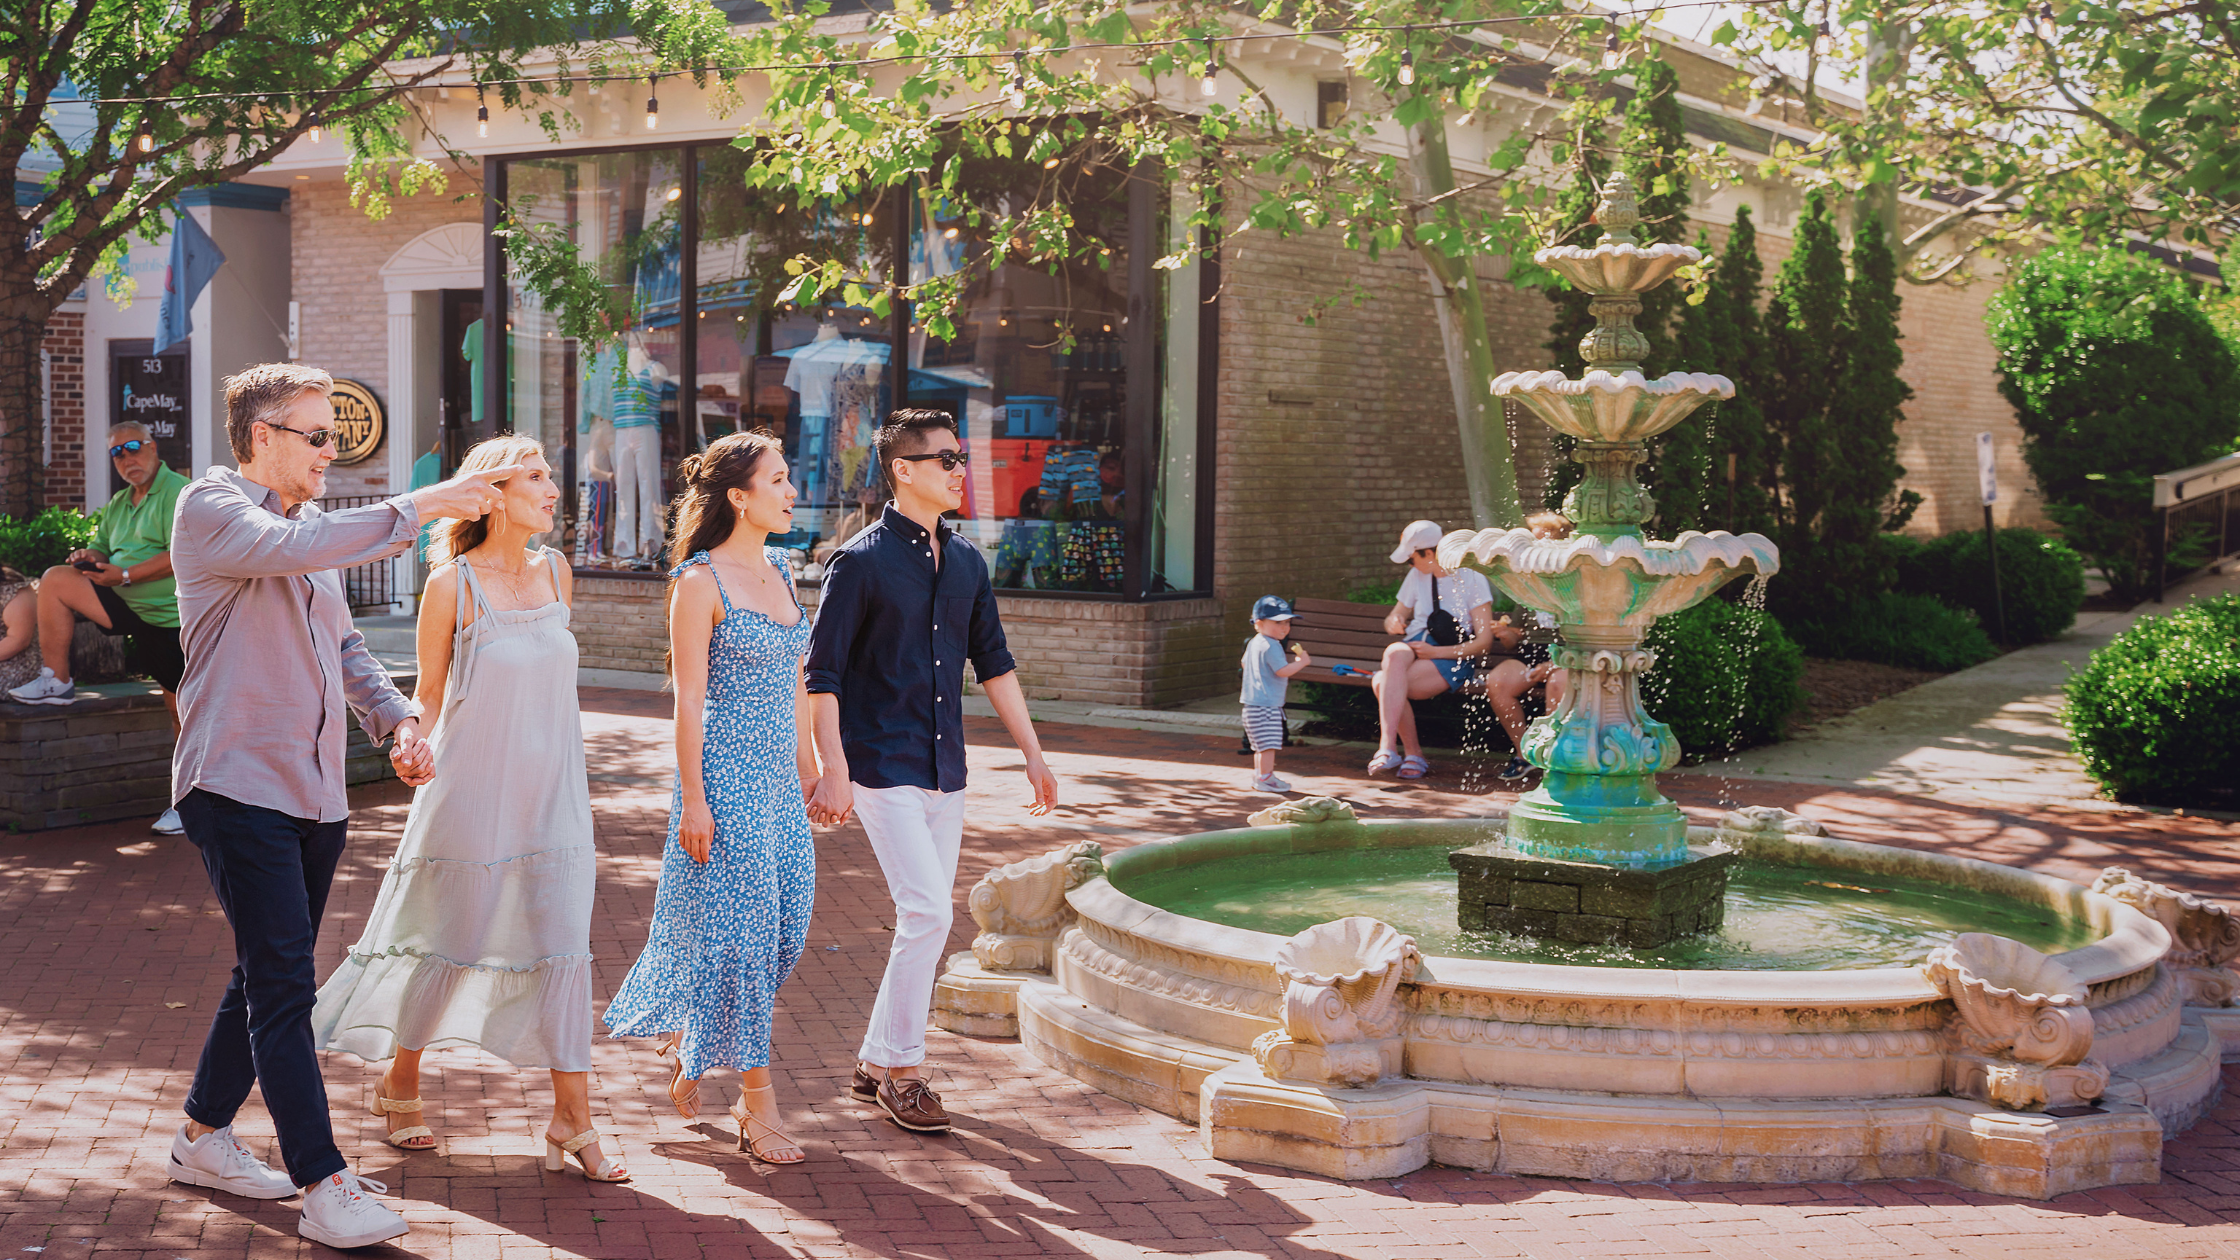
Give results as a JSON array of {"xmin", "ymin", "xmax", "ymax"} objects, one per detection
[
  {"xmin": 298, "ymin": 1170, "xmax": 409, "ymax": 1249},
  {"xmin": 166, "ymin": 1123, "xmax": 297, "ymax": 1200},
  {"xmin": 152, "ymin": 808, "xmax": 184, "ymax": 835},
  {"xmin": 1251, "ymin": 773, "xmax": 1292, "ymax": 794},
  {"xmin": 7, "ymin": 667, "xmax": 76, "ymax": 706}
]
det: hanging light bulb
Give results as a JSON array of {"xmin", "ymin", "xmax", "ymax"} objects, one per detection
[
  {"xmin": 2035, "ymin": 2, "xmax": 2058, "ymax": 39},
  {"xmin": 1814, "ymin": 18, "xmax": 1833, "ymax": 55},
  {"xmin": 475, "ymin": 83, "xmax": 489, "ymax": 138},
  {"xmin": 822, "ymin": 85, "xmax": 837, "ymax": 119},
  {"xmin": 1009, "ymin": 50, "xmax": 1028, "ymax": 110},
  {"xmin": 644, "ymin": 74, "xmax": 660, "ymax": 130},
  {"xmin": 135, "ymin": 120, "xmax": 154, "ymax": 153},
  {"xmin": 306, "ymin": 111, "xmax": 321, "ymax": 144},
  {"xmin": 1200, "ymin": 54, "xmax": 1218, "ymax": 97},
  {"xmin": 1602, "ymin": 30, "xmax": 1625, "ymax": 70},
  {"xmin": 1397, "ymin": 44, "xmax": 1416, "ymax": 87}
]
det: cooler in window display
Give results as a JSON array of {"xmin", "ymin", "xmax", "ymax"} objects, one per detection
[
  {"xmin": 985, "ymin": 438, "xmax": 1051, "ymax": 520},
  {"xmin": 1004, "ymin": 395, "xmax": 1063, "ymax": 438}
]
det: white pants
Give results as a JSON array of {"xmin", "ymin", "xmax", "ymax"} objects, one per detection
[
  {"xmin": 611, "ymin": 425, "xmax": 663, "ymax": 558},
  {"xmin": 853, "ymin": 783, "xmax": 968, "ymax": 1068}
]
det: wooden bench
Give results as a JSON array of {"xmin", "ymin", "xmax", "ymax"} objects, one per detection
[{"xmin": 1287, "ymin": 596, "xmax": 1533, "ymax": 688}]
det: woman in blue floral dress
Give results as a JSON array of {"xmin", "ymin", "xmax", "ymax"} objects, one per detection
[{"xmin": 604, "ymin": 431, "xmax": 817, "ymax": 1164}]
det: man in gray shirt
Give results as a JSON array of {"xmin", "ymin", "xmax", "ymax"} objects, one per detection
[{"xmin": 162, "ymin": 363, "xmax": 521, "ymax": 1250}]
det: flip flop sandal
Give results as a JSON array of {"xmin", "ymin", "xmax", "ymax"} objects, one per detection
[
  {"xmin": 1396, "ymin": 755, "xmax": 1431, "ymax": 780},
  {"xmin": 369, "ymin": 1095, "xmax": 436, "ymax": 1151},
  {"xmin": 1366, "ymin": 750, "xmax": 1404, "ymax": 777}
]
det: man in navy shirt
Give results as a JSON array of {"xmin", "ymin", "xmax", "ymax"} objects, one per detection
[{"xmin": 805, "ymin": 409, "xmax": 1059, "ymax": 1134}]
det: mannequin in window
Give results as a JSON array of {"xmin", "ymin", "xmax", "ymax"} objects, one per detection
[
  {"xmin": 578, "ymin": 345, "xmax": 622, "ymax": 565},
  {"xmin": 610, "ymin": 334, "xmax": 670, "ymax": 562},
  {"xmin": 783, "ymin": 323, "xmax": 848, "ymax": 514}
]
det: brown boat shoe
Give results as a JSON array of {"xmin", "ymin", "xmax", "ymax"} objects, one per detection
[
  {"xmin": 875, "ymin": 1075, "xmax": 950, "ymax": 1133},
  {"xmin": 848, "ymin": 1066, "xmax": 878, "ymax": 1102}
]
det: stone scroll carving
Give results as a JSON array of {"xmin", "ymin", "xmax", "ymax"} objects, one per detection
[
  {"xmin": 967, "ymin": 840, "xmax": 1104, "ymax": 973},
  {"xmin": 1251, "ymin": 917, "xmax": 1421, "ymax": 1088},
  {"xmin": 1716, "ymin": 807, "xmax": 1829, "ymax": 838},
  {"xmin": 1923, "ymin": 933, "xmax": 2107, "ymax": 1112},
  {"xmin": 2091, "ymin": 867, "xmax": 2240, "ymax": 1007},
  {"xmin": 1246, "ymin": 795, "xmax": 1358, "ymax": 828}
]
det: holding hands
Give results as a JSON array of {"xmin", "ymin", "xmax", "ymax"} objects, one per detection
[
  {"xmin": 806, "ymin": 775, "xmax": 853, "ymax": 828},
  {"xmin": 388, "ymin": 717, "xmax": 435, "ymax": 787}
]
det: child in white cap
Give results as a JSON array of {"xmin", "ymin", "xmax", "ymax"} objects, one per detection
[{"xmin": 1241, "ymin": 595, "xmax": 1311, "ymax": 793}]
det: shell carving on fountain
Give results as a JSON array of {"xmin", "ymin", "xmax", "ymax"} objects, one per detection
[
  {"xmin": 1492, "ymin": 369, "xmax": 1735, "ymax": 445},
  {"xmin": 1534, "ymin": 241, "xmax": 1700, "ymax": 294},
  {"xmin": 2091, "ymin": 867, "xmax": 2240, "ymax": 1006},
  {"xmin": 1923, "ymin": 933, "xmax": 2107, "ymax": 1111},
  {"xmin": 1252, "ymin": 917, "xmax": 1421, "ymax": 1087},
  {"xmin": 1246, "ymin": 795, "xmax": 1360, "ymax": 828},
  {"xmin": 968, "ymin": 840, "xmax": 1105, "ymax": 973}
]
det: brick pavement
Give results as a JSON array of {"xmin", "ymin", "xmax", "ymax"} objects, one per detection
[{"xmin": 4, "ymin": 692, "xmax": 2239, "ymax": 1259}]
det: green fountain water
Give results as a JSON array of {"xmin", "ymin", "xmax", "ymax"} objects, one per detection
[{"xmin": 1119, "ymin": 847, "xmax": 2098, "ymax": 970}]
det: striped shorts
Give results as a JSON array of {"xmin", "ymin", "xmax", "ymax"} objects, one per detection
[{"xmin": 1242, "ymin": 705, "xmax": 1287, "ymax": 753}]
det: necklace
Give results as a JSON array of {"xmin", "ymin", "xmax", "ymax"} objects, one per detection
[{"xmin": 471, "ymin": 551, "xmax": 538, "ymax": 606}]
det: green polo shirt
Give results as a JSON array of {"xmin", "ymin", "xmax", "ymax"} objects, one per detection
[{"xmin": 91, "ymin": 462, "xmax": 187, "ymax": 628}]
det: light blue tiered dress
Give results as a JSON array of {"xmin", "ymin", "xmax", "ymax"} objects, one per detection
[{"xmin": 603, "ymin": 550, "xmax": 816, "ymax": 1079}]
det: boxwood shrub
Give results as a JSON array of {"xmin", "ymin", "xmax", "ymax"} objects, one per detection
[
  {"xmin": 0, "ymin": 506, "xmax": 96, "ymax": 577},
  {"xmin": 2063, "ymin": 593, "xmax": 2240, "ymax": 806},
  {"xmin": 1782, "ymin": 590, "xmax": 1997, "ymax": 671},
  {"xmin": 1641, "ymin": 597, "xmax": 1806, "ymax": 757},
  {"xmin": 1890, "ymin": 528, "xmax": 2086, "ymax": 645}
]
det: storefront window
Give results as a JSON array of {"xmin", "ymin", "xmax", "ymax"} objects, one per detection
[{"xmin": 496, "ymin": 142, "xmax": 1210, "ymax": 595}]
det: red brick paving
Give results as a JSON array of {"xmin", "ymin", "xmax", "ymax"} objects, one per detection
[{"xmin": 3, "ymin": 689, "xmax": 2239, "ymax": 1258}]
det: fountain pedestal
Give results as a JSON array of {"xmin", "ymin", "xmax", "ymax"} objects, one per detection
[{"xmin": 1449, "ymin": 844, "xmax": 1736, "ymax": 948}]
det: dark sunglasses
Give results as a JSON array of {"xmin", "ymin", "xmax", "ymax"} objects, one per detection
[
  {"xmin": 1413, "ymin": 547, "xmax": 1436, "ymax": 558},
  {"xmin": 108, "ymin": 439, "xmax": 150, "ymax": 458},
  {"xmin": 260, "ymin": 420, "xmax": 337, "ymax": 449},
  {"xmin": 897, "ymin": 450, "xmax": 970, "ymax": 472}
]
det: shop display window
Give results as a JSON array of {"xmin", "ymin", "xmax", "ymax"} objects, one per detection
[{"xmin": 494, "ymin": 140, "xmax": 1211, "ymax": 596}]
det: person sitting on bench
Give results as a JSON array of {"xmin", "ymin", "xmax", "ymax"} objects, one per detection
[
  {"xmin": 1367, "ymin": 520, "xmax": 1501, "ymax": 782},
  {"xmin": 1485, "ymin": 511, "xmax": 1575, "ymax": 781}
]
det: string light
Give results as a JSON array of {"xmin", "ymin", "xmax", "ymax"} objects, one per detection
[
  {"xmin": 306, "ymin": 111, "xmax": 321, "ymax": 143},
  {"xmin": 822, "ymin": 85, "xmax": 837, "ymax": 119},
  {"xmin": 644, "ymin": 74, "xmax": 659, "ymax": 130},
  {"xmin": 1602, "ymin": 30, "xmax": 1624, "ymax": 70},
  {"xmin": 1200, "ymin": 51, "xmax": 1218, "ymax": 97},
  {"xmin": 1009, "ymin": 50, "xmax": 1028, "ymax": 110},
  {"xmin": 476, "ymin": 83, "xmax": 489, "ymax": 138},
  {"xmin": 1813, "ymin": 18, "xmax": 1833, "ymax": 55},
  {"xmin": 2035, "ymin": 2, "xmax": 2058, "ymax": 39},
  {"xmin": 1397, "ymin": 44, "xmax": 1416, "ymax": 86},
  {"xmin": 135, "ymin": 119, "xmax": 154, "ymax": 153}
]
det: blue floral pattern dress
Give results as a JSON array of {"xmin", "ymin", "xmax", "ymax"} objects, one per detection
[{"xmin": 603, "ymin": 549, "xmax": 816, "ymax": 1078}]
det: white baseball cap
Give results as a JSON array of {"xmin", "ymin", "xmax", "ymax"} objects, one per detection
[{"xmin": 1390, "ymin": 520, "xmax": 1444, "ymax": 564}]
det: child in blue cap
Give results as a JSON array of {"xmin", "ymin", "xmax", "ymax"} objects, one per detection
[{"xmin": 1241, "ymin": 595, "xmax": 1311, "ymax": 794}]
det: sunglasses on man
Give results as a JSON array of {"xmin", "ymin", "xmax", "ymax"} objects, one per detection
[
  {"xmin": 108, "ymin": 439, "xmax": 152, "ymax": 459},
  {"xmin": 258, "ymin": 419, "xmax": 339, "ymax": 449},
  {"xmin": 896, "ymin": 450, "xmax": 970, "ymax": 472}
]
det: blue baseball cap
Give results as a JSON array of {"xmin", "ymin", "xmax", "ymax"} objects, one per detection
[{"xmin": 1252, "ymin": 595, "xmax": 1298, "ymax": 621}]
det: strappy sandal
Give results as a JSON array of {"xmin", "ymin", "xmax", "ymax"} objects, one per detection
[
  {"xmin": 544, "ymin": 1129, "xmax": 630, "ymax": 1182},
  {"xmin": 730, "ymin": 1086, "xmax": 805, "ymax": 1165},
  {"xmin": 655, "ymin": 1031, "xmax": 698, "ymax": 1119},
  {"xmin": 368, "ymin": 1095, "xmax": 436, "ymax": 1151},
  {"xmin": 1366, "ymin": 749, "xmax": 1404, "ymax": 777},
  {"xmin": 1397, "ymin": 754, "xmax": 1431, "ymax": 781}
]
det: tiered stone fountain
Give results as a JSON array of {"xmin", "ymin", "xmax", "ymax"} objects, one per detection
[
  {"xmin": 1448, "ymin": 172, "xmax": 1775, "ymax": 948},
  {"xmin": 930, "ymin": 174, "xmax": 2240, "ymax": 1198}
]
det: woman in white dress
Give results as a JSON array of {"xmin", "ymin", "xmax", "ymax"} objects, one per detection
[{"xmin": 311, "ymin": 434, "xmax": 625, "ymax": 1182}]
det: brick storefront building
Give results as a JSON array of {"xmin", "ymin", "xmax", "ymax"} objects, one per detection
[{"xmin": 39, "ymin": 26, "xmax": 2054, "ymax": 707}]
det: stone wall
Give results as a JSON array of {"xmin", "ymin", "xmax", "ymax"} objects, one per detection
[
  {"xmin": 39, "ymin": 310, "xmax": 87, "ymax": 509},
  {"xmin": 288, "ymin": 179, "xmax": 481, "ymax": 498}
]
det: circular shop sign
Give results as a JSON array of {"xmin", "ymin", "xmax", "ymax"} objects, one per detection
[{"xmin": 328, "ymin": 379, "xmax": 386, "ymax": 465}]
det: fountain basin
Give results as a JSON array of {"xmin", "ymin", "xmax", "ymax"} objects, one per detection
[
  {"xmin": 1437, "ymin": 528, "xmax": 1778, "ymax": 635},
  {"xmin": 935, "ymin": 816, "xmax": 2234, "ymax": 1196},
  {"xmin": 1535, "ymin": 240, "xmax": 1701, "ymax": 294},
  {"xmin": 1493, "ymin": 368, "xmax": 1734, "ymax": 444}
]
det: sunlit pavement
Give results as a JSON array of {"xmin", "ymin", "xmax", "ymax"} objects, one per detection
[{"xmin": 4, "ymin": 691, "xmax": 2237, "ymax": 1259}]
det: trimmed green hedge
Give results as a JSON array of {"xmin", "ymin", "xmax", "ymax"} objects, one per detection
[
  {"xmin": 1890, "ymin": 528, "xmax": 2086, "ymax": 646},
  {"xmin": 1641, "ymin": 597, "xmax": 1806, "ymax": 757},
  {"xmin": 1783, "ymin": 590, "xmax": 1997, "ymax": 672},
  {"xmin": 0, "ymin": 507, "xmax": 96, "ymax": 577},
  {"xmin": 2063, "ymin": 593, "xmax": 2240, "ymax": 806}
]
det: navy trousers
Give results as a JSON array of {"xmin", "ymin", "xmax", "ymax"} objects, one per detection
[{"xmin": 178, "ymin": 788, "xmax": 349, "ymax": 1188}]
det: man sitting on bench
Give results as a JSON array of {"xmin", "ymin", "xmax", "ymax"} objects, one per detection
[{"xmin": 1367, "ymin": 520, "xmax": 1502, "ymax": 782}]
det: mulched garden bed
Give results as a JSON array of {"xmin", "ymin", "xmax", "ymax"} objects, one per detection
[{"xmin": 1788, "ymin": 657, "xmax": 1947, "ymax": 734}]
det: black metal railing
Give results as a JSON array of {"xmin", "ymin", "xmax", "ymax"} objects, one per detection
[
  {"xmin": 316, "ymin": 494, "xmax": 399, "ymax": 611},
  {"xmin": 2152, "ymin": 452, "xmax": 2240, "ymax": 601}
]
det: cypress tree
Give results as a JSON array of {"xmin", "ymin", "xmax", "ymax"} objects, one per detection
[
  {"xmin": 1540, "ymin": 146, "xmax": 1607, "ymax": 510},
  {"xmin": 1763, "ymin": 187, "xmax": 1847, "ymax": 565},
  {"xmin": 1820, "ymin": 214, "xmax": 1920, "ymax": 589},
  {"xmin": 1620, "ymin": 58, "xmax": 1690, "ymax": 377},
  {"xmin": 1659, "ymin": 206, "xmax": 1779, "ymax": 539}
]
